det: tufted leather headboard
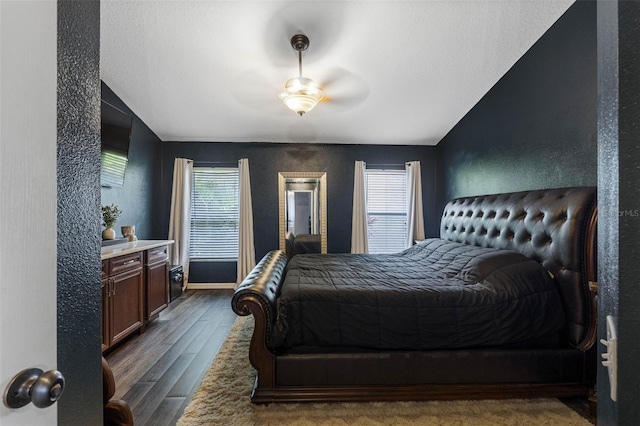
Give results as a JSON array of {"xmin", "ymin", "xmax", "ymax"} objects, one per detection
[{"xmin": 440, "ymin": 187, "xmax": 597, "ymax": 350}]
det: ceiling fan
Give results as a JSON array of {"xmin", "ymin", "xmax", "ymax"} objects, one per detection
[{"xmin": 230, "ymin": 32, "xmax": 369, "ymax": 117}]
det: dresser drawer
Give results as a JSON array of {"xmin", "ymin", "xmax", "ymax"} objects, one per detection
[
  {"xmin": 108, "ymin": 252, "xmax": 143, "ymax": 275},
  {"xmin": 146, "ymin": 245, "xmax": 168, "ymax": 265}
]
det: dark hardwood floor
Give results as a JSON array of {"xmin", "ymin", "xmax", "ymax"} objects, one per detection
[
  {"xmin": 105, "ymin": 289, "xmax": 236, "ymax": 426},
  {"xmin": 106, "ymin": 289, "xmax": 595, "ymax": 426}
]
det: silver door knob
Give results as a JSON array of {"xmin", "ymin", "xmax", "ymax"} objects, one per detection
[{"xmin": 3, "ymin": 368, "xmax": 65, "ymax": 409}]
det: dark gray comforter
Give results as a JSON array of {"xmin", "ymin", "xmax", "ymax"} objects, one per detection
[{"xmin": 272, "ymin": 239, "xmax": 566, "ymax": 350}]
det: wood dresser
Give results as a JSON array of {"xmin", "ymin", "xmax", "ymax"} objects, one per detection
[{"xmin": 101, "ymin": 240, "xmax": 174, "ymax": 352}]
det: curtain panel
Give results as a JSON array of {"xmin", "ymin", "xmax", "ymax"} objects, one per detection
[
  {"xmin": 351, "ymin": 160, "xmax": 369, "ymax": 253},
  {"xmin": 406, "ymin": 160, "xmax": 425, "ymax": 247},
  {"xmin": 237, "ymin": 158, "xmax": 256, "ymax": 285},
  {"xmin": 168, "ymin": 158, "xmax": 193, "ymax": 284}
]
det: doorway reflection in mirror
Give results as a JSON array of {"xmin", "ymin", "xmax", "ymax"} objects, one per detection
[{"xmin": 278, "ymin": 172, "xmax": 327, "ymax": 256}]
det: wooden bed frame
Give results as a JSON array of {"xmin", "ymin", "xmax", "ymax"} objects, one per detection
[{"xmin": 232, "ymin": 187, "xmax": 598, "ymax": 404}]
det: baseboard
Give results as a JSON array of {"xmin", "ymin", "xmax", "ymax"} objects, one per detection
[{"xmin": 186, "ymin": 282, "xmax": 236, "ymax": 290}]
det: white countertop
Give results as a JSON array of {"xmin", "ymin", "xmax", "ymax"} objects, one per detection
[{"xmin": 101, "ymin": 240, "xmax": 174, "ymax": 261}]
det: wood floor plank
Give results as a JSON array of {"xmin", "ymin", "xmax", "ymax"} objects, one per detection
[
  {"xmin": 218, "ymin": 307, "xmax": 238, "ymax": 327},
  {"xmin": 166, "ymin": 324, "xmax": 232, "ymax": 398},
  {"xmin": 145, "ymin": 397, "xmax": 186, "ymax": 426},
  {"xmin": 181, "ymin": 314, "xmax": 223, "ymax": 355},
  {"xmin": 180, "ymin": 305, "xmax": 235, "ymax": 355},
  {"xmin": 139, "ymin": 320, "xmax": 208, "ymax": 382},
  {"xmin": 132, "ymin": 353, "xmax": 196, "ymax": 425},
  {"xmin": 110, "ymin": 340, "xmax": 174, "ymax": 401},
  {"xmin": 157, "ymin": 302, "xmax": 214, "ymax": 344},
  {"xmin": 118, "ymin": 382, "xmax": 155, "ymax": 415}
]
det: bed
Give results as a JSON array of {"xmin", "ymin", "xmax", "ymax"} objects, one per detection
[{"xmin": 232, "ymin": 187, "xmax": 597, "ymax": 403}]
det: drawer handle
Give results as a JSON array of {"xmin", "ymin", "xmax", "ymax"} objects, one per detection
[{"xmin": 123, "ymin": 259, "xmax": 137, "ymax": 266}]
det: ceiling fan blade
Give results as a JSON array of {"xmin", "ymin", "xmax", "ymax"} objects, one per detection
[
  {"xmin": 318, "ymin": 67, "xmax": 370, "ymax": 111},
  {"xmin": 229, "ymin": 68, "xmax": 290, "ymax": 116}
]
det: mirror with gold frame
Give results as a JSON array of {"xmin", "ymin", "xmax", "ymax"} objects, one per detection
[{"xmin": 278, "ymin": 172, "xmax": 327, "ymax": 254}]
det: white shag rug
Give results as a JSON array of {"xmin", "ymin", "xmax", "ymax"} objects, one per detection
[{"xmin": 178, "ymin": 316, "xmax": 592, "ymax": 426}]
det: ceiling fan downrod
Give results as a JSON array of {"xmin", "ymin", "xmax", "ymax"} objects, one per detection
[{"xmin": 291, "ymin": 34, "xmax": 309, "ymax": 79}]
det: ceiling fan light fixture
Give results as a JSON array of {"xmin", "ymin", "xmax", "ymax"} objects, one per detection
[
  {"xmin": 280, "ymin": 34, "xmax": 324, "ymax": 116},
  {"xmin": 280, "ymin": 77, "xmax": 323, "ymax": 116}
]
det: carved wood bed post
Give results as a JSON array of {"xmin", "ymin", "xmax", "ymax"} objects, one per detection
[
  {"xmin": 235, "ymin": 295, "xmax": 275, "ymax": 389},
  {"xmin": 231, "ymin": 250, "xmax": 287, "ymax": 396},
  {"xmin": 577, "ymin": 205, "xmax": 598, "ymax": 351}
]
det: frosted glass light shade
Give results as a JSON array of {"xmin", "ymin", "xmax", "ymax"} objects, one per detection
[{"xmin": 279, "ymin": 77, "xmax": 324, "ymax": 116}]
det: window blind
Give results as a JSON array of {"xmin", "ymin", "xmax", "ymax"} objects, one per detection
[
  {"xmin": 190, "ymin": 167, "xmax": 239, "ymax": 260},
  {"xmin": 100, "ymin": 151, "xmax": 128, "ymax": 187},
  {"xmin": 366, "ymin": 168, "xmax": 407, "ymax": 254}
]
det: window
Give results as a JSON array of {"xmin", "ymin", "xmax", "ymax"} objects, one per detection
[
  {"xmin": 190, "ymin": 167, "xmax": 239, "ymax": 260},
  {"xmin": 366, "ymin": 168, "xmax": 407, "ymax": 254}
]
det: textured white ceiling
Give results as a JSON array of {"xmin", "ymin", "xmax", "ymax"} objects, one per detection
[{"xmin": 101, "ymin": 0, "xmax": 574, "ymax": 146}]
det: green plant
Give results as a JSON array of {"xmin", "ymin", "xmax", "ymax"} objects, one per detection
[{"xmin": 102, "ymin": 204, "xmax": 122, "ymax": 228}]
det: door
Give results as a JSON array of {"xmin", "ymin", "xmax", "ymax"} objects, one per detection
[
  {"xmin": 0, "ymin": 1, "xmax": 58, "ymax": 424},
  {"xmin": 147, "ymin": 260, "xmax": 169, "ymax": 319}
]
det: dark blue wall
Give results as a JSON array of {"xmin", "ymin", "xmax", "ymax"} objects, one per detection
[
  {"xmin": 161, "ymin": 142, "xmax": 437, "ymax": 283},
  {"xmin": 435, "ymin": 1, "xmax": 597, "ymax": 211},
  {"xmin": 615, "ymin": 5, "xmax": 640, "ymax": 423},
  {"xmin": 101, "ymin": 82, "xmax": 164, "ymax": 240},
  {"xmin": 597, "ymin": 3, "xmax": 619, "ymax": 423},
  {"xmin": 614, "ymin": 4, "xmax": 640, "ymax": 423},
  {"xmin": 597, "ymin": 1, "xmax": 640, "ymax": 424},
  {"xmin": 57, "ymin": 0, "xmax": 102, "ymax": 424}
]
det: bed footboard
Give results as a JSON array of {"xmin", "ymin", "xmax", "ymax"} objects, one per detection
[{"xmin": 231, "ymin": 250, "xmax": 287, "ymax": 390}]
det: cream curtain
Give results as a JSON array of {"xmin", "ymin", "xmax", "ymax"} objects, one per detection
[
  {"xmin": 406, "ymin": 160, "xmax": 425, "ymax": 247},
  {"xmin": 351, "ymin": 160, "xmax": 369, "ymax": 253},
  {"xmin": 168, "ymin": 158, "xmax": 193, "ymax": 284},
  {"xmin": 237, "ymin": 158, "xmax": 256, "ymax": 285}
]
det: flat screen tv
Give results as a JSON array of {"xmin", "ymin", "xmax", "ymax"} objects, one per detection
[{"xmin": 101, "ymin": 101, "xmax": 133, "ymax": 188}]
